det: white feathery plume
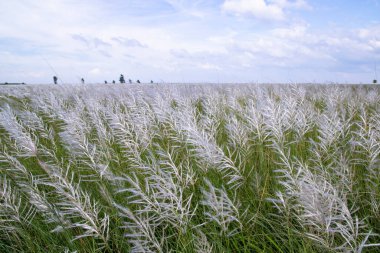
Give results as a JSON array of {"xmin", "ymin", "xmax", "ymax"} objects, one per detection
[
  {"xmin": 0, "ymin": 104, "xmax": 38, "ymax": 157},
  {"xmin": 201, "ymin": 179, "xmax": 242, "ymax": 236}
]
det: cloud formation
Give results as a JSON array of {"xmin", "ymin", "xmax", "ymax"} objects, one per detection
[
  {"xmin": 221, "ymin": 0, "xmax": 309, "ymax": 20},
  {"xmin": 0, "ymin": 0, "xmax": 379, "ymax": 84},
  {"xmin": 222, "ymin": 0, "xmax": 284, "ymax": 20},
  {"xmin": 112, "ymin": 37, "xmax": 147, "ymax": 48}
]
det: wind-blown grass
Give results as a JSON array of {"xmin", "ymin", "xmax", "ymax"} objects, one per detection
[{"xmin": 0, "ymin": 83, "xmax": 380, "ymax": 252}]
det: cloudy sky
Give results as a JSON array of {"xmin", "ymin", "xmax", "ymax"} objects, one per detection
[{"xmin": 1, "ymin": 0, "xmax": 380, "ymax": 84}]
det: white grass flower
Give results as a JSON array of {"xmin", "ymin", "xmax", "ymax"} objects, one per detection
[
  {"xmin": 0, "ymin": 105, "xmax": 38, "ymax": 157},
  {"xmin": 201, "ymin": 179, "xmax": 242, "ymax": 236}
]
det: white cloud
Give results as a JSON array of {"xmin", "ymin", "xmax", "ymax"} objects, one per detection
[
  {"xmin": 271, "ymin": 23, "xmax": 308, "ymax": 38},
  {"xmin": 112, "ymin": 37, "xmax": 147, "ymax": 48},
  {"xmin": 221, "ymin": 0, "xmax": 310, "ymax": 20},
  {"xmin": 198, "ymin": 63, "xmax": 222, "ymax": 70},
  {"xmin": 222, "ymin": 0, "xmax": 284, "ymax": 20},
  {"xmin": 270, "ymin": 0, "xmax": 310, "ymax": 9},
  {"xmin": 163, "ymin": 0, "xmax": 209, "ymax": 18},
  {"xmin": 89, "ymin": 67, "xmax": 101, "ymax": 75},
  {"xmin": 223, "ymin": 23, "xmax": 380, "ymax": 79}
]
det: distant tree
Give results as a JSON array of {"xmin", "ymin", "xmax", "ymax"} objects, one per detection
[
  {"xmin": 112, "ymin": 80, "xmax": 115, "ymax": 84},
  {"xmin": 128, "ymin": 79, "xmax": 132, "ymax": 84},
  {"xmin": 150, "ymin": 80, "xmax": 153, "ymax": 84},
  {"xmin": 137, "ymin": 80, "xmax": 141, "ymax": 84},
  {"xmin": 119, "ymin": 74, "xmax": 125, "ymax": 84},
  {"xmin": 81, "ymin": 78, "xmax": 85, "ymax": 84},
  {"xmin": 53, "ymin": 76, "xmax": 58, "ymax": 84},
  {"xmin": 105, "ymin": 80, "xmax": 108, "ymax": 84},
  {"xmin": 374, "ymin": 79, "xmax": 377, "ymax": 84}
]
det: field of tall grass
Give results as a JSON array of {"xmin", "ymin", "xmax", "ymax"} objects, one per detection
[{"xmin": 0, "ymin": 83, "xmax": 380, "ymax": 252}]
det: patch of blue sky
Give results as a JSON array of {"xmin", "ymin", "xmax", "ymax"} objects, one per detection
[
  {"xmin": 0, "ymin": 37, "xmax": 45, "ymax": 56},
  {"xmin": 300, "ymin": 0, "xmax": 380, "ymax": 28}
]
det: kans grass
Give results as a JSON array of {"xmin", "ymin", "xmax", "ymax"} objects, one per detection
[{"xmin": 0, "ymin": 83, "xmax": 380, "ymax": 253}]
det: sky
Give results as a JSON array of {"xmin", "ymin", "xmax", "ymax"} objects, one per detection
[{"xmin": 0, "ymin": 0, "xmax": 380, "ymax": 84}]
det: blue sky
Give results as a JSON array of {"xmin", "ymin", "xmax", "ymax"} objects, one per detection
[{"xmin": 0, "ymin": 0, "xmax": 379, "ymax": 84}]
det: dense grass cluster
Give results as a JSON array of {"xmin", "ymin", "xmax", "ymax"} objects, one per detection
[{"xmin": 0, "ymin": 83, "xmax": 380, "ymax": 252}]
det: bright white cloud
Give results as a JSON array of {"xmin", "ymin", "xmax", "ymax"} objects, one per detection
[
  {"xmin": 222, "ymin": 0, "xmax": 284, "ymax": 20},
  {"xmin": 89, "ymin": 67, "xmax": 101, "ymax": 75},
  {"xmin": 270, "ymin": 0, "xmax": 309, "ymax": 9},
  {"xmin": 221, "ymin": 0, "xmax": 309, "ymax": 20}
]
